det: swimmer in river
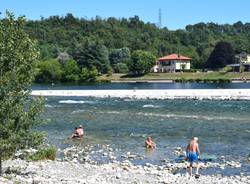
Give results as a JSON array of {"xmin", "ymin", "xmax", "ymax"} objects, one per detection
[
  {"xmin": 70, "ymin": 125, "xmax": 84, "ymax": 139},
  {"xmin": 145, "ymin": 136, "xmax": 156, "ymax": 149}
]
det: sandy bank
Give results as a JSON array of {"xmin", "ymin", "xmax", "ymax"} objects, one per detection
[{"xmin": 31, "ymin": 89, "xmax": 250, "ymax": 100}]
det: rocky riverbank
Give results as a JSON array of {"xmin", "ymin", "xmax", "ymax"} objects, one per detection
[
  {"xmin": 1, "ymin": 146, "xmax": 249, "ymax": 184},
  {"xmin": 1, "ymin": 159, "xmax": 249, "ymax": 184}
]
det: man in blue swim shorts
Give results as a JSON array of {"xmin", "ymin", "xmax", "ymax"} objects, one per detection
[{"xmin": 186, "ymin": 137, "xmax": 201, "ymax": 178}]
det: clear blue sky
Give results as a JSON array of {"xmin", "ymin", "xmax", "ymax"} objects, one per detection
[{"xmin": 1, "ymin": 0, "xmax": 249, "ymax": 30}]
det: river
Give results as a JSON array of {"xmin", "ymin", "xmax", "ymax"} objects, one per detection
[{"xmin": 33, "ymin": 83, "xmax": 250, "ymax": 176}]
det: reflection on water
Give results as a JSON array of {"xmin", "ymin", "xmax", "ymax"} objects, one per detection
[{"xmin": 32, "ymin": 82, "xmax": 250, "ymax": 90}]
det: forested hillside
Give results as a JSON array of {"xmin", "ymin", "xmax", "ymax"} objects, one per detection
[{"xmin": 22, "ymin": 13, "xmax": 250, "ymax": 82}]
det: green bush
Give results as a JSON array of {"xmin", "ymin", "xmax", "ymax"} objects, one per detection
[
  {"xmin": 107, "ymin": 66, "xmax": 113, "ymax": 76},
  {"xmin": 63, "ymin": 59, "xmax": 80, "ymax": 81},
  {"xmin": 80, "ymin": 67, "xmax": 99, "ymax": 82},
  {"xmin": 35, "ymin": 59, "xmax": 63, "ymax": 82},
  {"xmin": 114, "ymin": 63, "xmax": 129, "ymax": 73},
  {"xmin": 28, "ymin": 147, "xmax": 57, "ymax": 161}
]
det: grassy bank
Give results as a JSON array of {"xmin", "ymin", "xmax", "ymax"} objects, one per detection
[{"xmin": 98, "ymin": 72, "xmax": 250, "ymax": 83}]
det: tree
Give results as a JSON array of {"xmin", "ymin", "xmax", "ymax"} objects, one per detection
[
  {"xmin": 35, "ymin": 59, "xmax": 63, "ymax": 82},
  {"xmin": 72, "ymin": 39, "xmax": 110, "ymax": 74},
  {"xmin": 129, "ymin": 50, "xmax": 156, "ymax": 74},
  {"xmin": 205, "ymin": 41, "xmax": 235, "ymax": 69},
  {"xmin": 57, "ymin": 51, "xmax": 71, "ymax": 65},
  {"xmin": 63, "ymin": 59, "xmax": 80, "ymax": 81},
  {"xmin": 80, "ymin": 67, "xmax": 98, "ymax": 82},
  {"xmin": 114, "ymin": 63, "xmax": 129, "ymax": 73},
  {"xmin": 0, "ymin": 12, "xmax": 44, "ymax": 175},
  {"xmin": 109, "ymin": 47, "xmax": 131, "ymax": 67},
  {"xmin": 23, "ymin": 14, "xmax": 250, "ymax": 71}
]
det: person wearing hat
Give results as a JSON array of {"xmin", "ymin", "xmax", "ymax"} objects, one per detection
[
  {"xmin": 76, "ymin": 125, "xmax": 84, "ymax": 139},
  {"xmin": 186, "ymin": 137, "xmax": 201, "ymax": 178}
]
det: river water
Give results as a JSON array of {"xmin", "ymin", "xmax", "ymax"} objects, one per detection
[{"xmin": 33, "ymin": 83, "xmax": 250, "ymax": 176}]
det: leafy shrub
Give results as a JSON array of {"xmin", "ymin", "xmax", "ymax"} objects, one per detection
[
  {"xmin": 114, "ymin": 63, "xmax": 129, "ymax": 73},
  {"xmin": 63, "ymin": 59, "xmax": 80, "ymax": 81},
  {"xmin": 80, "ymin": 67, "xmax": 99, "ymax": 82},
  {"xmin": 35, "ymin": 59, "xmax": 63, "ymax": 82},
  {"xmin": 27, "ymin": 147, "xmax": 57, "ymax": 161}
]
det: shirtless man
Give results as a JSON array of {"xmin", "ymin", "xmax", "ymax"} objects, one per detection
[
  {"xmin": 186, "ymin": 137, "xmax": 201, "ymax": 178},
  {"xmin": 70, "ymin": 125, "xmax": 84, "ymax": 139},
  {"xmin": 145, "ymin": 137, "xmax": 156, "ymax": 149},
  {"xmin": 77, "ymin": 125, "xmax": 84, "ymax": 139}
]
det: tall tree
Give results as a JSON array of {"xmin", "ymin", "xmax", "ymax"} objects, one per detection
[
  {"xmin": 129, "ymin": 50, "xmax": 156, "ymax": 74},
  {"xmin": 0, "ymin": 12, "xmax": 44, "ymax": 175},
  {"xmin": 205, "ymin": 41, "xmax": 235, "ymax": 69},
  {"xmin": 109, "ymin": 47, "xmax": 131, "ymax": 67},
  {"xmin": 72, "ymin": 39, "xmax": 110, "ymax": 73}
]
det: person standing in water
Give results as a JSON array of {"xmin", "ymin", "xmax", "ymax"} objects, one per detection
[
  {"xmin": 186, "ymin": 137, "xmax": 201, "ymax": 178},
  {"xmin": 145, "ymin": 137, "xmax": 156, "ymax": 149}
]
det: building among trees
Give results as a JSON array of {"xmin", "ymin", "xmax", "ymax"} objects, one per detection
[
  {"xmin": 153, "ymin": 54, "xmax": 192, "ymax": 72},
  {"xmin": 227, "ymin": 52, "xmax": 250, "ymax": 72}
]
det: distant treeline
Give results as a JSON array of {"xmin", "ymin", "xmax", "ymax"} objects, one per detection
[{"xmin": 22, "ymin": 14, "xmax": 250, "ymax": 82}]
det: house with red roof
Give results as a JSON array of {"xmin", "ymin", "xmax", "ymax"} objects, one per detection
[{"xmin": 152, "ymin": 54, "xmax": 192, "ymax": 72}]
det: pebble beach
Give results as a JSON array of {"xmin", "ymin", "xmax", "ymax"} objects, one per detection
[
  {"xmin": 1, "ymin": 146, "xmax": 249, "ymax": 184},
  {"xmin": 31, "ymin": 89, "xmax": 250, "ymax": 100}
]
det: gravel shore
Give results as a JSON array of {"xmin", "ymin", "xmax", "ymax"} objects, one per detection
[
  {"xmin": 1, "ymin": 158, "xmax": 249, "ymax": 184},
  {"xmin": 32, "ymin": 89, "xmax": 250, "ymax": 100}
]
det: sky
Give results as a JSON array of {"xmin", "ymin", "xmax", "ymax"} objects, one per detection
[{"xmin": 0, "ymin": 0, "xmax": 249, "ymax": 30}]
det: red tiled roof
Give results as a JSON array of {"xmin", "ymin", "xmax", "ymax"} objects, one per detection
[{"xmin": 158, "ymin": 54, "xmax": 192, "ymax": 61}]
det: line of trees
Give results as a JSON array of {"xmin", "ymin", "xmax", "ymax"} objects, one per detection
[{"xmin": 22, "ymin": 14, "xmax": 250, "ymax": 82}]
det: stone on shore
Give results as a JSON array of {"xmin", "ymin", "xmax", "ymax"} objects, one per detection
[{"xmin": 1, "ymin": 159, "xmax": 249, "ymax": 184}]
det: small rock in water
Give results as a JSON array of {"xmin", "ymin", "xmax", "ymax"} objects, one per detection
[
  {"xmin": 128, "ymin": 154, "xmax": 137, "ymax": 159},
  {"xmin": 122, "ymin": 166, "xmax": 129, "ymax": 171},
  {"xmin": 102, "ymin": 152, "xmax": 108, "ymax": 157}
]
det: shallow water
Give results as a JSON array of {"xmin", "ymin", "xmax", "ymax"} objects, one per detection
[{"xmin": 37, "ymin": 94, "xmax": 250, "ymax": 176}]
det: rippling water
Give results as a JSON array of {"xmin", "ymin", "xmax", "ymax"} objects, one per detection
[
  {"xmin": 33, "ymin": 83, "xmax": 250, "ymax": 175},
  {"xmin": 37, "ymin": 96, "xmax": 250, "ymax": 175}
]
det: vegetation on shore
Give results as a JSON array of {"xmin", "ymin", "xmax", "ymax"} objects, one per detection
[
  {"xmin": 98, "ymin": 72, "xmax": 250, "ymax": 83},
  {"xmin": 0, "ymin": 12, "xmax": 53, "ymax": 175},
  {"xmin": 19, "ymin": 13, "xmax": 250, "ymax": 83},
  {"xmin": 27, "ymin": 147, "xmax": 57, "ymax": 161}
]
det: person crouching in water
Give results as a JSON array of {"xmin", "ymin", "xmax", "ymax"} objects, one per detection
[
  {"xmin": 186, "ymin": 137, "xmax": 201, "ymax": 178},
  {"xmin": 145, "ymin": 136, "xmax": 156, "ymax": 149},
  {"xmin": 70, "ymin": 125, "xmax": 84, "ymax": 139}
]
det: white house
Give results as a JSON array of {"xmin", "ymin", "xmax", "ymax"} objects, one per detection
[
  {"xmin": 227, "ymin": 53, "xmax": 250, "ymax": 72},
  {"xmin": 153, "ymin": 54, "xmax": 192, "ymax": 73}
]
